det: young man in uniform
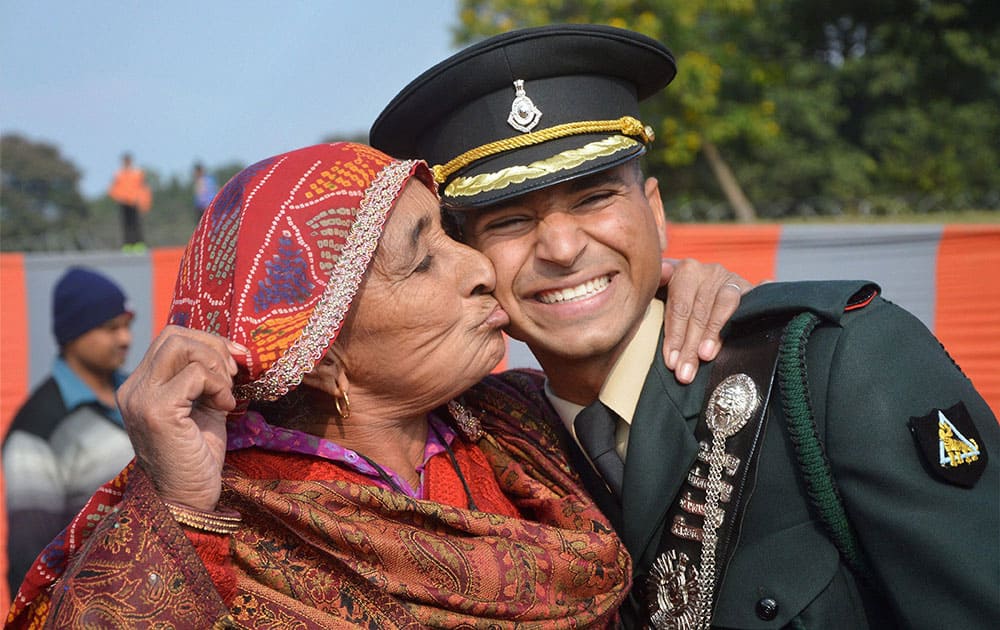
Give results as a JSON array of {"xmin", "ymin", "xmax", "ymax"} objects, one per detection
[{"xmin": 371, "ymin": 24, "xmax": 998, "ymax": 628}]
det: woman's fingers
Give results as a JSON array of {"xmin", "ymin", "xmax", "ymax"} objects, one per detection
[
  {"xmin": 116, "ymin": 326, "xmax": 246, "ymax": 509},
  {"xmin": 660, "ymin": 259, "xmax": 753, "ymax": 384}
]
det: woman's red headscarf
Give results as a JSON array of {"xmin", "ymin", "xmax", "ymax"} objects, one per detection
[{"xmin": 168, "ymin": 142, "xmax": 434, "ymax": 401}]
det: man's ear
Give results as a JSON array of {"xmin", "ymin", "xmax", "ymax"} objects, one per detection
[
  {"xmin": 644, "ymin": 176, "xmax": 668, "ymax": 252},
  {"xmin": 302, "ymin": 350, "xmax": 351, "ymax": 399}
]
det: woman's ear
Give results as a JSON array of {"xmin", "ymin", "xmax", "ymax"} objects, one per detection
[{"xmin": 302, "ymin": 349, "xmax": 350, "ymax": 398}]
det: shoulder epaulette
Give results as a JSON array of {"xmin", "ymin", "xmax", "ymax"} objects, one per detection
[
  {"xmin": 727, "ymin": 280, "xmax": 881, "ymax": 331},
  {"xmin": 845, "ymin": 284, "xmax": 879, "ymax": 312}
]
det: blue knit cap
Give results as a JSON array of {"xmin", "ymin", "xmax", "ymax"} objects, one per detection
[{"xmin": 52, "ymin": 267, "xmax": 131, "ymax": 346}]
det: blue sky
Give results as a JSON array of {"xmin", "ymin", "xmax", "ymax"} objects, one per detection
[{"xmin": 1, "ymin": 1, "xmax": 458, "ymax": 197}]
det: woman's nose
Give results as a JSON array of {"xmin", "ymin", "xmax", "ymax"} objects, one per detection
[{"xmin": 459, "ymin": 244, "xmax": 497, "ymax": 296}]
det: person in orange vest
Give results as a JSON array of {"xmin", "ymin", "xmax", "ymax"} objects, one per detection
[{"xmin": 107, "ymin": 152, "xmax": 152, "ymax": 252}]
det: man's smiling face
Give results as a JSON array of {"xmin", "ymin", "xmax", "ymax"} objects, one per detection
[{"xmin": 462, "ymin": 160, "xmax": 667, "ymax": 377}]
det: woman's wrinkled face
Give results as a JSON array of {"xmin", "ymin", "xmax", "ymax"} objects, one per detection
[{"xmin": 335, "ymin": 180, "xmax": 509, "ymax": 412}]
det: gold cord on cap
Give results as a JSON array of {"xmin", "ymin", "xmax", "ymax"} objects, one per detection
[{"xmin": 431, "ymin": 116, "xmax": 654, "ymax": 184}]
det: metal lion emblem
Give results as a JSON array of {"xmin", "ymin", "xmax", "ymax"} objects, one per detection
[
  {"xmin": 706, "ymin": 373, "xmax": 760, "ymax": 438},
  {"xmin": 647, "ymin": 549, "xmax": 701, "ymax": 629},
  {"xmin": 507, "ymin": 79, "xmax": 542, "ymax": 132}
]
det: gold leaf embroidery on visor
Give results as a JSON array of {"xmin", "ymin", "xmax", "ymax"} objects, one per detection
[{"xmin": 443, "ymin": 135, "xmax": 641, "ymax": 199}]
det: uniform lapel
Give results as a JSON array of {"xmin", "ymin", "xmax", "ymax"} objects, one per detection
[{"xmin": 620, "ymin": 357, "xmax": 704, "ymax": 563}]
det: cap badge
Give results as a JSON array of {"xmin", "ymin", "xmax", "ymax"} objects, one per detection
[
  {"xmin": 507, "ymin": 79, "xmax": 542, "ymax": 133},
  {"xmin": 909, "ymin": 402, "xmax": 988, "ymax": 488}
]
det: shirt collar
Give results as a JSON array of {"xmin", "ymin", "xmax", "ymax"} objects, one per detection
[
  {"xmin": 225, "ymin": 409, "xmax": 457, "ymax": 499},
  {"xmin": 546, "ymin": 299, "xmax": 664, "ymax": 437},
  {"xmin": 52, "ymin": 357, "xmax": 127, "ymax": 425}
]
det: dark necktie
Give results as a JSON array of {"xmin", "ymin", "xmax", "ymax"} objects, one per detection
[{"xmin": 574, "ymin": 402, "xmax": 625, "ymax": 496}]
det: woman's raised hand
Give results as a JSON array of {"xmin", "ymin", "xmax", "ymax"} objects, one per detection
[{"xmin": 116, "ymin": 325, "xmax": 245, "ymax": 511}]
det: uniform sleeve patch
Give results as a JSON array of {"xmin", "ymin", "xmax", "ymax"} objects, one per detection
[{"xmin": 909, "ymin": 402, "xmax": 987, "ymax": 488}]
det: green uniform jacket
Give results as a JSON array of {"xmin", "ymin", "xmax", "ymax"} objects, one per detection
[{"xmin": 512, "ymin": 280, "xmax": 998, "ymax": 629}]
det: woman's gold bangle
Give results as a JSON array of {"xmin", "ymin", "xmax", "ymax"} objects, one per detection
[{"xmin": 164, "ymin": 501, "xmax": 242, "ymax": 535}]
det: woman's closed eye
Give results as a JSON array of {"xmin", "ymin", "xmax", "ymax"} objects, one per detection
[{"xmin": 414, "ymin": 254, "xmax": 433, "ymax": 273}]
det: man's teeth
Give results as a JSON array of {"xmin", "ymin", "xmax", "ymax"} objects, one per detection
[{"xmin": 538, "ymin": 276, "xmax": 610, "ymax": 304}]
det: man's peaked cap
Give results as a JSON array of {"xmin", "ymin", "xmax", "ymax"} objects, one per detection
[{"xmin": 370, "ymin": 23, "xmax": 676, "ymax": 208}]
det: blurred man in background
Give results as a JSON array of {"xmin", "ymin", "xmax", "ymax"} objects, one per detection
[{"xmin": 3, "ymin": 266, "xmax": 135, "ymax": 595}]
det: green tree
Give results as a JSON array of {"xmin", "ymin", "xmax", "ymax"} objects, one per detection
[
  {"xmin": 774, "ymin": 0, "xmax": 1000, "ymax": 214},
  {"xmin": 0, "ymin": 134, "xmax": 90, "ymax": 250},
  {"xmin": 703, "ymin": 0, "xmax": 880, "ymax": 218}
]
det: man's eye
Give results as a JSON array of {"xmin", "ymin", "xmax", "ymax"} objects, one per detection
[
  {"xmin": 484, "ymin": 215, "xmax": 531, "ymax": 232},
  {"xmin": 579, "ymin": 191, "xmax": 615, "ymax": 207}
]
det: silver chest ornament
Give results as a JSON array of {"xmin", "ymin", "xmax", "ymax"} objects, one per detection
[
  {"xmin": 647, "ymin": 373, "xmax": 761, "ymax": 630},
  {"xmin": 647, "ymin": 549, "xmax": 700, "ymax": 629},
  {"xmin": 507, "ymin": 80, "xmax": 542, "ymax": 133}
]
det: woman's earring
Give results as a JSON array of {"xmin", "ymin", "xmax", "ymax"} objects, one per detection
[{"xmin": 335, "ymin": 390, "xmax": 351, "ymax": 419}]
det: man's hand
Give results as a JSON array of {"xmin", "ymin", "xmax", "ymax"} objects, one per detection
[
  {"xmin": 660, "ymin": 258, "xmax": 754, "ymax": 384},
  {"xmin": 116, "ymin": 325, "xmax": 245, "ymax": 511}
]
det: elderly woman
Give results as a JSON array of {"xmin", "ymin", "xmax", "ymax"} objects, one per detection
[{"xmin": 8, "ymin": 143, "xmax": 743, "ymax": 628}]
